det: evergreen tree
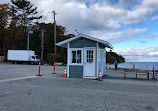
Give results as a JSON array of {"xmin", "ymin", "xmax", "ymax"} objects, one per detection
[{"xmin": 11, "ymin": 0, "xmax": 42, "ymax": 49}]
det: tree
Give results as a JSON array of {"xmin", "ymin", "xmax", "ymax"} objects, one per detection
[
  {"xmin": 0, "ymin": 4, "xmax": 10, "ymax": 57},
  {"xmin": 11, "ymin": 0, "xmax": 42, "ymax": 49},
  {"xmin": 29, "ymin": 22, "xmax": 75, "ymax": 61},
  {"xmin": 106, "ymin": 51, "xmax": 125, "ymax": 64}
]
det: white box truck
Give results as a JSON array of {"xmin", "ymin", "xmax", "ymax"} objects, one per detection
[{"xmin": 7, "ymin": 50, "xmax": 40, "ymax": 64}]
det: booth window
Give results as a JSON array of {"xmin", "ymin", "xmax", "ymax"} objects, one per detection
[
  {"xmin": 31, "ymin": 56, "xmax": 35, "ymax": 59},
  {"xmin": 87, "ymin": 50, "xmax": 93, "ymax": 63},
  {"xmin": 72, "ymin": 51, "xmax": 76, "ymax": 63},
  {"xmin": 71, "ymin": 50, "xmax": 82, "ymax": 64}
]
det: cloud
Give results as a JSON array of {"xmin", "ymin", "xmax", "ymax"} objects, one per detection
[
  {"xmin": 90, "ymin": 28, "xmax": 148, "ymax": 44},
  {"xmin": 2, "ymin": 0, "xmax": 158, "ymax": 33},
  {"xmin": 0, "ymin": 0, "xmax": 10, "ymax": 4},
  {"xmin": 151, "ymin": 16, "xmax": 158, "ymax": 21},
  {"xmin": 114, "ymin": 46, "xmax": 158, "ymax": 62},
  {"xmin": 120, "ymin": 0, "xmax": 158, "ymax": 25},
  {"xmin": 119, "ymin": 0, "xmax": 142, "ymax": 9},
  {"xmin": 28, "ymin": 0, "xmax": 158, "ymax": 35},
  {"xmin": 139, "ymin": 40, "xmax": 147, "ymax": 43},
  {"xmin": 148, "ymin": 34, "xmax": 158, "ymax": 39}
]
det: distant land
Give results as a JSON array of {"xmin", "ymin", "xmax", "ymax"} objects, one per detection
[{"xmin": 106, "ymin": 51, "xmax": 125, "ymax": 64}]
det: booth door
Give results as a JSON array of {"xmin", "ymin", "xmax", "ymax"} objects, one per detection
[{"xmin": 84, "ymin": 48, "xmax": 96, "ymax": 77}]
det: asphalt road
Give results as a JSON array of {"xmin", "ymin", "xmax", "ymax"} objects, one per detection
[{"xmin": 0, "ymin": 63, "xmax": 158, "ymax": 111}]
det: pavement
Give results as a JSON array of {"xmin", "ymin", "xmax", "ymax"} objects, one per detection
[{"xmin": 0, "ymin": 63, "xmax": 158, "ymax": 111}]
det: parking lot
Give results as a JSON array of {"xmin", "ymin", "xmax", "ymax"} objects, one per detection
[{"xmin": 0, "ymin": 63, "xmax": 158, "ymax": 111}]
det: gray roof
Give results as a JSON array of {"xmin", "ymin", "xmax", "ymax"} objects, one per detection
[{"xmin": 56, "ymin": 34, "xmax": 113, "ymax": 49}]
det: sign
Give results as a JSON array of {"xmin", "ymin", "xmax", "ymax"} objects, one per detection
[{"xmin": 29, "ymin": 31, "xmax": 33, "ymax": 34}]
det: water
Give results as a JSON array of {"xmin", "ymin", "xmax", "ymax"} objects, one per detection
[{"xmin": 106, "ymin": 62, "xmax": 158, "ymax": 70}]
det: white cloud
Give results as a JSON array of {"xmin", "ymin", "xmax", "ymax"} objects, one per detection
[
  {"xmin": 114, "ymin": 46, "xmax": 158, "ymax": 62},
  {"xmin": 90, "ymin": 28, "xmax": 148, "ymax": 44},
  {"xmin": 151, "ymin": 16, "xmax": 158, "ymax": 21},
  {"xmin": 0, "ymin": 0, "xmax": 10, "ymax": 4},
  {"xmin": 29, "ymin": 0, "xmax": 158, "ymax": 35},
  {"xmin": 140, "ymin": 40, "xmax": 147, "ymax": 43},
  {"xmin": 119, "ymin": 0, "xmax": 140, "ymax": 9},
  {"xmin": 142, "ymin": 0, "xmax": 158, "ymax": 9},
  {"xmin": 148, "ymin": 34, "xmax": 158, "ymax": 39}
]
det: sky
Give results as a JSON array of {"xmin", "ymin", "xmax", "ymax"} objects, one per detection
[{"xmin": 1, "ymin": 0, "xmax": 158, "ymax": 62}]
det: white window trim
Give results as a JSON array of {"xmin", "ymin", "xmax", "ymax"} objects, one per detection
[
  {"xmin": 97, "ymin": 42, "xmax": 99, "ymax": 78},
  {"xmin": 69, "ymin": 48, "xmax": 83, "ymax": 65},
  {"xmin": 67, "ymin": 42, "xmax": 70, "ymax": 77}
]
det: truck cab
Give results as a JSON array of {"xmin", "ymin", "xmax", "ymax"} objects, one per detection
[{"xmin": 30, "ymin": 55, "xmax": 40, "ymax": 64}]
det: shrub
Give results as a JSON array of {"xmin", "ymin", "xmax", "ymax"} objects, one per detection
[
  {"xmin": 41, "ymin": 61, "xmax": 46, "ymax": 65},
  {"xmin": 47, "ymin": 53, "xmax": 66, "ymax": 65}
]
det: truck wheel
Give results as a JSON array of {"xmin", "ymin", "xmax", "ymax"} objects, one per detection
[{"xmin": 31, "ymin": 62, "xmax": 34, "ymax": 65}]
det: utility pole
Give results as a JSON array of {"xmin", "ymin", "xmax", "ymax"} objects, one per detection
[
  {"xmin": 27, "ymin": 30, "xmax": 30, "ymax": 50},
  {"xmin": 52, "ymin": 11, "xmax": 57, "ymax": 54},
  {"xmin": 27, "ymin": 19, "xmax": 32, "ymax": 50},
  {"xmin": 41, "ymin": 29, "xmax": 45, "ymax": 61}
]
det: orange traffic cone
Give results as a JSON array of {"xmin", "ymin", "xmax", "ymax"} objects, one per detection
[
  {"xmin": 98, "ymin": 70, "xmax": 102, "ymax": 81},
  {"xmin": 63, "ymin": 68, "xmax": 67, "ymax": 77}
]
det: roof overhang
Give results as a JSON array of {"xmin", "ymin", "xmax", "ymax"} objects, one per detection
[{"xmin": 56, "ymin": 34, "xmax": 113, "ymax": 49}]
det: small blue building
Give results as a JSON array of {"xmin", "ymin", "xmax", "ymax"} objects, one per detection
[{"xmin": 56, "ymin": 34, "xmax": 113, "ymax": 79}]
